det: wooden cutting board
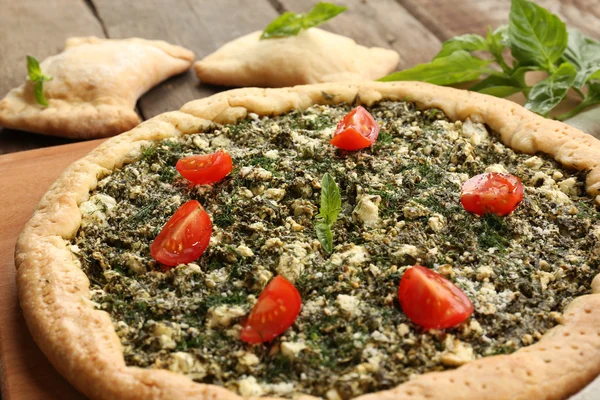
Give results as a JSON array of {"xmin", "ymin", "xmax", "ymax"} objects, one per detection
[
  {"xmin": 0, "ymin": 139, "xmax": 104, "ymax": 400},
  {"xmin": 1, "ymin": 139, "xmax": 600, "ymax": 400}
]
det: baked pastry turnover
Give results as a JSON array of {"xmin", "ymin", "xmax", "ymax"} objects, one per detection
[{"xmin": 0, "ymin": 37, "xmax": 194, "ymax": 139}]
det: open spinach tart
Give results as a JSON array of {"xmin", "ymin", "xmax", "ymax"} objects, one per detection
[{"xmin": 15, "ymin": 82, "xmax": 600, "ymax": 400}]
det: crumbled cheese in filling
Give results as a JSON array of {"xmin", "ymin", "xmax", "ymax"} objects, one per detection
[
  {"xmin": 72, "ymin": 101, "xmax": 600, "ymax": 399},
  {"xmin": 336, "ymin": 294, "xmax": 362, "ymax": 318},
  {"xmin": 277, "ymin": 242, "xmax": 309, "ymax": 283},
  {"xmin": 461, "ymin": 118, "xmax": 489, "ymax": 145},
  {"xmin": 281, "ymin": 341, "xmax": 307, "ymax": 359},
  {"xmin": 485, "ymin": 163, "xmax": 508, "ymax": 174},
  {"xmin": 79, "ymin": 194, "xmax": 116, "ymax": 227},
  {"xmin": 207, "ymin": 305, "xmax": 247, "ymax": 328},
  {"xmin": 353, "ymin": 194, "xmax": 381, "ymax": 226},
  {"xmin": 440, "ymin": 337, "xmax": 475, "ymax": 367},
  {"xmin": 330, "ymin": 244, "xmax": 369, "ymax": 267},
  {"xmin": 238, "ymin": 376, "xmax": 263, "ymax": 397}
]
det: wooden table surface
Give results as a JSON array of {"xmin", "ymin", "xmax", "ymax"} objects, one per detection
[
  {"xmin": 2, "ymin": 0, "xmax": 600, "ymax": 155},
  {"xmin": 1, "ymin": 0, "xmax": 600, "ymax": 399}
]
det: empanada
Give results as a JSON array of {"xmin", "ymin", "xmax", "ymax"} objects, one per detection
[
  {"xmin": 0, "ymin": 37, "xmax": 194, "ymax": 139},
  {"xmin": 194, "ymin": 28, "xmax": 399, "ymax": 87}
]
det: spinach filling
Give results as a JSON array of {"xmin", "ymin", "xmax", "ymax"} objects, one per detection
[{"xmin": 73, "ymin": 101, "xmax": 600, "ymax": 399}]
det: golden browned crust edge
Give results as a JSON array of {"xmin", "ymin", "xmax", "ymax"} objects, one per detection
[
  {"xmin": 15, "ymin": 81, "xmax": 600, "ymax": 400},
  {"xmin": 0, "ymin": 37, "xmax": 194, "ymax": 139}
]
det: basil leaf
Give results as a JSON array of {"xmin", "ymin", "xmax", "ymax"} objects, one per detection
[
  {"xmin": 26, "ymin": 55, "xmax": 51, "ymax": 107},
  {"xmin": 434, "ymin": 34, "xmax": 487, "ymax": 59},
  {"xmin": 563, "ymin": 29, "xmax": 587, "ymax": 68},
  {"xmin": 484, "ymin": 25, "xmax": 514, "ymax": 74},
  {"xmin": 27, "ymin": 55, "xmax": 43, "ymax": 81},
  {"xmin": 562, "ymin": 29, "xmax": 600, "ymax": 88},
  {"xmin": 261, "ymin": 13, "xmax": 303, "ymax": 39},
  {"xmin": 590, "ymin": 70, "xmax": 600, "ymax": 81},
  {"xmin": 303, "ymin": 2, "xmax": 347, "ymax": 27},
  {"xmin": 470, "ymin": 75, "xmax": 521, "ymax": 97},
  {"xmin": 511, "ymin": 65, "xmax": 542, "ymax": 76},
  {"xmin": 261, "ymin": 2, "xmax": 347, "ymax": 40},
  {"xmin": 580, "ymin": 83, "xmax": 600, "ymax": 111},
  {"xmin": 525, "ymin": 62, "xmax": 576, "ymax": 115},
  {"xmin": 33, "ymin": 81, "xmax": 48, "ymax": 107},
  {"xmin": 508, "ymin": 0, "xmax": 567, "ymax": 70},
  {"xmin": 479, "ymin": 86, "xmax": 521, "ymax": 98},
  {"xmin": 379, "ymin": 51, "xmax": 491, "ymax": 85},
  {"xmin": 507, "ymin": 65, "xmax": 541, "ymax": 89},
  {"xmin": 486, "ymin": 26, "xmax": 508, "ymax": 60},
  {"xmin": 316, "ymin": 222, "xmax": 333, "ymax": 254},
  {"xmin": 557, "ymin": 82, "xmax": 600, "ymax": 121},
  {"xmin": 576, "ymin": 82, "xmax": 600, "ymax": 110},
  {"xmin": 315, "ymin": 173, "xmax": 341, "ymax": 253},
  {"xmin": 493, "ymin": 25, "xmax": 509, "ymax": 47},
  {"xmin": 319, "ymin": 172, "xmax": 341, "ymax": 225}
]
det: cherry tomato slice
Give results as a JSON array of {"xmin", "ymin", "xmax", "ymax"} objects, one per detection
[
  {"xmin": 240, "ymin": 276, "xmax": 302, "ymax": 344},
  {"xmin": 330, "ymin": 106, "xmax": 380, "ymax": 151},
  {"xmin": 150, "ymin": 200, "xmax": 212, "ymax": 267},
  {"xmin": 461, "ymin": 172, "xmax": 524, "ymax": 216},
  {"xmin": 176, "ymin": 149, "xmax": 233, "ymax": 185},
  {"xmin": 398, "ymin": 265, "xmax": 473, "ymax": 330}
]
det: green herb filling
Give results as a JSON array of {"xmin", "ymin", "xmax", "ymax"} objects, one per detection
[{"xmin": 72, "ymin": 101, "xmax": 600, "ymax": 399}]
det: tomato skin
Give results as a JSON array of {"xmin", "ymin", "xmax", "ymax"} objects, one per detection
[
  {"xmin": 461, "ymin": 172, "xmax": 524, "ymax": 216},
  {"xmin": 150, "ymin": 200, "xmax": 212, "ymax": 267},
  {"xmin": 398, "ymin": 265, "xmax": 473, "ymax": 330},
  {"xmin": 176, "ymin": 149, "xmax": 233, "ymax": 185},
  {"xmin": 330, "ymin": 106, "xmax": 380, "ymax": 151},
  {"xmin": 240, "ymin": 276, "xmax": 302, "ymax": 344}
]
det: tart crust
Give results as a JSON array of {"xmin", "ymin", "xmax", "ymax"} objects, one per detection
[{"xmin": 15, "ymin": 81, "xmax": 600, "ymax": 400}]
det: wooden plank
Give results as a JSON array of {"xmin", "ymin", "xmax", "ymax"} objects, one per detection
[
  {"xmin": 0, "ymin": 0, "xmax": 105, "ymax": 155},
  {"xmin": 396, "ymin": 0, "xmax": 513, "ymax": 39},
  {"xmin": 0, "ymin": 130, "xmax": 78, "ymax": 156},
  {"xmin": 90, "ymin": 0, "xmax": 280, "ymax": 118},
  {"xmin": 0, "ymin": 139, "xmax": 105, "ymax": 400},
  {"xmin": 396, "ymin": 0, "xmax": 600, "ymax": 40},
  {"xmin": 278, "ymin": 0, "xmax": 442, "ymax": 69}
]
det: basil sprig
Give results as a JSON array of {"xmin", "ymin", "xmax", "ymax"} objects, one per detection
[
  {"xmin": 27, "ymin": 56, "xmax": 52, "ymax": 107},
  {"xmin": 315, "ymin": 173, "xmax": 341, "ymax": 254},
  {"xmin": 379, "ymin": 0, "xmax": 600, "ymax": 120},
  {"xmin": 261, "ymin": 2, "xmax": 347, "ymax": 40},
  {"xmin": 379, "ymin": 51, "xmax": 493, "ymax": 86}
]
